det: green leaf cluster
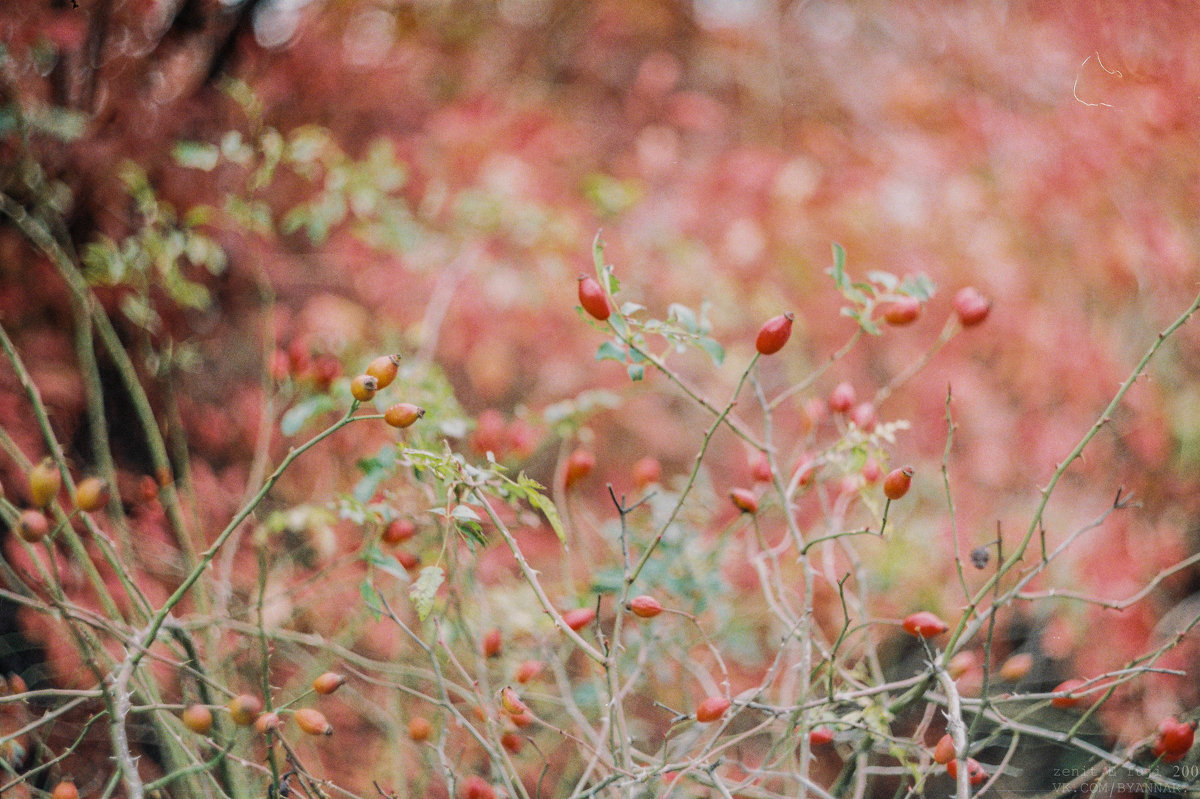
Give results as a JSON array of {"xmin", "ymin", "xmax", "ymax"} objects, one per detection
[{"xmin": 827, "ymin": 243, "xmax": 936, "ymax": 335}]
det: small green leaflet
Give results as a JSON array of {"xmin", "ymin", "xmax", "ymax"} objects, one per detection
[
  {"xmin": 410, "ymin": 566, "xmax": 444, "ymax": 621},
  {"xmin": 518, "ymin": 473, "xmax": 566, "ymax": 543},
  {"xmin": 592, "ymin": 232, "xmax": 621, "ymax": 294},
  {"xmin": 592, "ymin": 231, "xmax": 606, "ymax": 274},
  {"xmin": 829, "ymin": 242, "xmax": 847, "ymax": 288},
  {"xmin": 360, "ymin": 579, "xmax": 383, "ymax": 621},
  {"xmin": 697, "ymin": 337, "xmax": 725, "ymax": 366},
  {"xmin": 362, "ymin": 543, "xmax": 412, "ymax": 580},
  {"xmin": 353, "ymin": 444, "xmax": 397, "ymax": 502},
  {"xmin": 449, "ymin": 504, "xmax": 487, "ymax": 546},
  {"xmin": 281, "ymin": 394, "xmax": 336, "ymax": 435},
  {"xmin": 595, "ymin": 340, "xmax": 626, "ymax": 362},
  {"xmin": 900, "ymin": 273, "xmax": 937, "ymax": 301},
  {"xmin": 668, "ymin": 303, "xmax": 699, "ymax": 333},
  {"xmin": 841, "ymin": 307, "xmax": 881, "ymax": 336},
  {"xmin": 865, "ymin": 270, "xmax": 898, "ymax": 292},
  {"xmin": 173, "ymin": 141, "xmax": 220, "ymax": 171}
]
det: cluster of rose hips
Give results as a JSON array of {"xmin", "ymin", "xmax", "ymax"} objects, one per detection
[
  {"xmin": 349, "ymin": 354, "xmax": 425, "ymax": 429},
  {"xmin": 181, "ymin": 671, "xmax": 347, "ymax": 742},
  {"xmin": 568, "ymin": 274, "xmax": 994, "ymax": 773},
  {"xmin": 11, "ymin": 457, "xmax": 113, "ymax": 545},
  {"xmin": 579, "ymin": 270, "xmax": 990, "ymax": 509}
]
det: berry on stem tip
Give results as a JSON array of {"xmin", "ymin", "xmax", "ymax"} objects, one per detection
[
  {"xmin": 695, "ymin": 695, "xmax": 731, "ymax": 723},
  {"xmin": 578, "ymin": 275, "xmax": 611, "ymax": 320},
  {"xmin": 883, "ymin": 466, "xmax": 913, "ymax": 500},
  {"xmin": 384, "ymin": 403, "xmax": 425, "ymax": 428},
  {"xmin": 729, "ymin": 487, "xmax": 759, "ymax": 514},
  {"xmin": 365, "ymin": 354, "xmax": 401, "ymax": 388},
  {"xmin": 901, "ymin": 611, "xmax": 948, "ymax": 638},
  {"xmin": 953, "ymin": 287, "xmax": 991, "ymax": 327},
  {"xmin": 755, "ymin": 312, "xmax": 794, "ymax": 355}
]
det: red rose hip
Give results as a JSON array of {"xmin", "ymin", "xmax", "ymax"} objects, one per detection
[
  {"xmin": 382, "ymin": 518, "xmax": 417, "ymax": 545},
  {"xmin": 628, "ymin": 595, "xmax": 664, "ymax": 618},
  {"xmin": 632, "ymin": 456, "xmax": 662, "ymax": 489},
  {"xmin": 384, "ymin": 403, "xmax": 425, "ymax": 428},
  {"xmin": 902, "ymin": 611, "xmax": 948, "ymax": 638},
  {"xmin": 729, "ymin": 487, "xmax": 759, "ymax": 514},
  {"xmin": 74, "ymin": 476, "xmax": 110, "ymax": 512},
  {"xmin": 483, "ymin": 628, "xmax": 502, "ymax": 658},
  {"xmin": 16, "ymin": 509, "xmax": 50, "ymax": 543},
  {"xmin": 312, "ymin": 672, "xmax": 346, "ymax": 695},
  {"xmin": 578, "ymin": 275, "xmax": 611, "ymax": 320},
  {"xmin": 365, "ymin": 354, "xmax": 401, "ymax": 389},
  {"xmin": 809, "ymin": 726, "xmax": 834, "ymax": 746},
  {"xmin": 828, "ymin": 382, "xmax": 856, "ymax": 414},
  {"xmin": 883, "ymin": 296, "xmax": 921, "ymax": 325},
  {"xmin": 1153, "ymin": 718, "xmax": 1196, "ymax": 761},
  {"xmin": 755, "ymin": 312, "xmax": 795, "ymax": 355},
  {"xmin": 408, "ymin": 716, "xmax": 432, "ymax": 741},
  {"xmin": 695, "ymin": 695, "xmax": 731, "ymax": 723},
  {"xmin": 515, "ymin": 660, "xmax": 544, "ymax": 683},
  {"xmin": 561, "ymin": 607, "xmax": 596, "ymax": 632},
  {"xmin": 933, "ymin": 733, "xmax": 955, "ymax": 764},
  {"xmin": 883, "ymin": 466, "xmax": 913, "ymax": 500},
  {"xmin": 350, "ymin": 374, "xmax": 379, "ymax": 402},
  {"xmin": 564, "ymin": 449, "xmax": 596, "ymax": 488},
  {"xmin": 1050, "ymin": 678, "xmax": 1086, "ymax": 708},
  {"xmin": 953, "ymin": 287, "xmax": 991, "ymax": 327}
]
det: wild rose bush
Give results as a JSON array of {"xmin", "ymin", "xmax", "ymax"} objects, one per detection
[{"xmin": 2, "ymin": 3, "xmax": 1200, "ymax": 799}]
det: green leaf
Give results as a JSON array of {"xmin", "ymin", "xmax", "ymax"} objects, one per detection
[
  {"xmin": 830, "ymin": 242, "xmax": 847, "ymax": 288},
  {"xmin": 182, "ymin": 205, "xmax": 214, "ymax": 228},
  {"xmin": 360, "ymin": 579, "xmax": 383, "ymax": 621},
  {"xmin": 668, "ymin": 303, "xmax": 698, "ymax": 334},
  {"xmin": 865, "ymin": 270, "xmax": 898, "ymax": 292},
  {"xmin": 627, "ymin": 363, "xmax": 645, "ymax": 381},
  {"xmin": 450, "ymin": 505, "xmax": 481, "ymax": 524},
  {"xmin": 900, "ymin": 273, "xmax": 937, "ymax": 301},
  {"xmin": 285, "ymin": 124, "xmax": 331, "ymax": 164},
  {"xmin": 698, "ymin": 337, "xmax": 725, "ymax": 366},
  {"xmin": 522, "ymin": 477, "xmax": 566, "ymax": 543},
  {"xmin": 595, "ymin": 340, "xmax": 627, "ymax": 363},
  {"xmin": 279, "ymin": 205, "xmax": 308, "ymax": 235},
  {"xmin": 602, "ymin": 267, "xmax": 621, "ymax": 299},
  {"xmin": 850, "ymin": 280, "xmax": 876, "ymax": 298},
  {"xmin": 120, "ymin": 294, "xmax": 161, "ymax": 333},
  {"xmin": 280, "ymin": 394, "xmax": 336, "ymax": 436},
  {"xmin": 173, "ymin": 141, "xmax": 220, "ymax": 171},
  {"xmin": 589, "ymin": 567, "xmax": 625, "ymax": 594},
  {"xmin": 846, "ymin": 447, "xmax": 868, "ymax": 473},
  {"xmin": 619, "ymin": 301, "xmax": 645, "ymax": 316},
  {"xmin": 449, "ymin": 504, "xmax": 487, "ymax": 546},
  {"xmin": 353, "ymin": 467, "xmax": 387, "ymax": 504},
  {"xmin": 583, "ymin": 174, "xmax": 642, "ymax": 216},
  {"xmin": 362, "ymin": 543, "xmax": 412, "ymax": 580},
  {"xmin": 23, "ymin": 103, "xmax": 87, "ymax": 142},
  {"xmin": 841, "ymin": 308, "xmax": 881, "ymax": 336},
  {"xmin": 410, "ymin": 566, "xmax": 444, "ymax": 621},
  {"xmin": 456, "ymin": 520, "xmax": 487, "ymax": 546},
  {"xmin": 592, "ymin": 231, "xmax": 606, "ymax": 276}
]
